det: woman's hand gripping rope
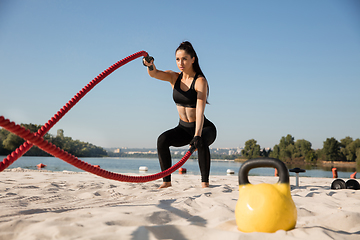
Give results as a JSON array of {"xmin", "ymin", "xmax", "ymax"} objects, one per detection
[
  {"xmin": 143, "ymin": 55, "xmax": 154, "ymax": 71},
  {"xmin": 190, "ymin": 136, "xmax": 203, "ymax": 151}
]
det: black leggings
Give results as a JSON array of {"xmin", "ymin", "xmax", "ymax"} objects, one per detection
[{"xmin": 157, "ymin": 117, "xmax": 217, "ymax": 182}]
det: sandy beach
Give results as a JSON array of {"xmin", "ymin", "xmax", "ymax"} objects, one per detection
[{"xmin": 1, "ymin": 168, "xmax": 359, "ymax": 240}]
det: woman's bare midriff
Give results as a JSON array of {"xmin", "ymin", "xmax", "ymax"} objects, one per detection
[{"xmin": 177, "ymin": 106, "xmax": 196, "ymax": 122}]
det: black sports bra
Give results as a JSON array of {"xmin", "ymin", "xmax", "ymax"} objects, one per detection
[{"xmin": 173, "ymin": 73, "xmax": 198, "ymax": 108}]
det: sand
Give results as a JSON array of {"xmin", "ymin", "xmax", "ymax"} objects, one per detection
[{"xmin": 1, "ymin": 168, "xmax": 359, "ymax": 240}]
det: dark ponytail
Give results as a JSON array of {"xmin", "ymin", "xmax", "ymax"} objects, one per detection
[{"xmin": 176, "ymin": 41, "xmax": 209, "ymax": 103}]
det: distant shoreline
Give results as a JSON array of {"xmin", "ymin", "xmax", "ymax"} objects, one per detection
[{"xmin": 321, "ymin": 161, "xmax": 356, "ymax": 168}]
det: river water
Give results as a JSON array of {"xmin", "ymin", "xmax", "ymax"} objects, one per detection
[{"xmin": 1, "ymin": 156, "xmax": 356, "ymax": 179}]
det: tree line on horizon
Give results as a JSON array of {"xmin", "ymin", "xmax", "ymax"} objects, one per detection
[
  {"xmin": 2, "ymin": 124, "xmax": 359, "ymax": 167},
  {"xmin": 0, "ymin": 124, "xmax": 107, "ymax": 157},
  {"xmin": 241, "ymin": 134, "xmax": 360, "ymax": 167}
]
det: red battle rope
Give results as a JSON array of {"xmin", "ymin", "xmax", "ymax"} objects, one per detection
[
  {"xmin": 0, "ymin": 116, "xmax": 194, "ymax": 182},
  {"xmin": 0, "ymin": 51, "xmax": 194, "ymax": 182}
]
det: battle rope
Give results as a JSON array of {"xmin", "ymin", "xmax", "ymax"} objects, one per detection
[
  {"xmin": 0, "ymin": 51, "xmax": 195, "ymax": 182},
  {"xmin": 0, "ymin": 116, "xmax": 195, "ymax": 182},
  {"xmin": 0, "ymin": 51, "xmax": 148, "ymax": 172}
]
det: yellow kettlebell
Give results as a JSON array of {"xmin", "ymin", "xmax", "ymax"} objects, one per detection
[{"xmin": 235, "ymin": 158, "xmax": 297, "ymax": 233}]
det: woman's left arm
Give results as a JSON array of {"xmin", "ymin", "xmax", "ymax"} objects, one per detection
[{"xmin": 194, "ymin": 77, "xmax": 208, "ymax": 137}]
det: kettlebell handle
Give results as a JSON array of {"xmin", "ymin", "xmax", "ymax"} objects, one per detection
[{"xmin": 238, "ymin": 157, "xmax": 289, "ymax": 185}]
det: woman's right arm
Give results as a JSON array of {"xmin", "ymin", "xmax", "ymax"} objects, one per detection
[{"xmin": 143, "ymin": 58, "xmax": 178, "ymax": 85}]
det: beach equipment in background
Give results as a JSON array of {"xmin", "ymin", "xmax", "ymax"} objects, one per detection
[
  {"xmin": 350, "ymin": 172, "xmax": 357, "ymax": 179},
  {"xmin": 289, "ymin": 167, "xmax": 306, "ymax": 188},
  {"xmin": 139, "ymin": 166, "xmax": 148, "ymax": 172},
  {"xmin": 235, "ymin": 158, "xmax": 297, "ymax": 233},
  {"xmin": 36, "ymin": 163, "xmax": 46, "ymax": 169},
  {"xmin": 227, "ymin": 169, "xmax": 235, "ymax": 175},
  {"xmin": 0, "ymin": 51, "xmax": 196, "ymax": 183},
  {"xmin": 331, "ymin": 178, "xmax": 360, "ymax": 190},
  {"xmin": 331, "ymin": 179, "xmax": 346, "ymax": 189},
  {"xmin": 345, "ymin": 179, "xmax": 360, "ymax": 190},
  {"xmin": 332, "ymin": 168, "xmax": 338, "ymax": 178},
  {"xmin": 179, "ymin": 168, "xmax": 187, "ymax": 174}
]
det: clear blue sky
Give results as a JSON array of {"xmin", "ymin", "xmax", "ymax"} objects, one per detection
[{"xmin": 1, "ymin": 0, "xmax": 359, "ymax": 150}]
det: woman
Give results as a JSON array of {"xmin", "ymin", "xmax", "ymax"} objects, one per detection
[{"xmin": 143, "ymin": 41, "xmax": 216, "ymax": 188}]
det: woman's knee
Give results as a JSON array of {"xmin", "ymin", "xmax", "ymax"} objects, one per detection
[
  {"xmin": 202, "ymin": 128, "xmax": 217, "ymax": 146},
  {"xmin": 157, "ymin": 132, "xmax": 170, "ymax": 148}
]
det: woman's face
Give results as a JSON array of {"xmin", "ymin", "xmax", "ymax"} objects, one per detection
[{"xmin": 175, "ymin": 50, "xmax": 195, "ymax": 73}]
